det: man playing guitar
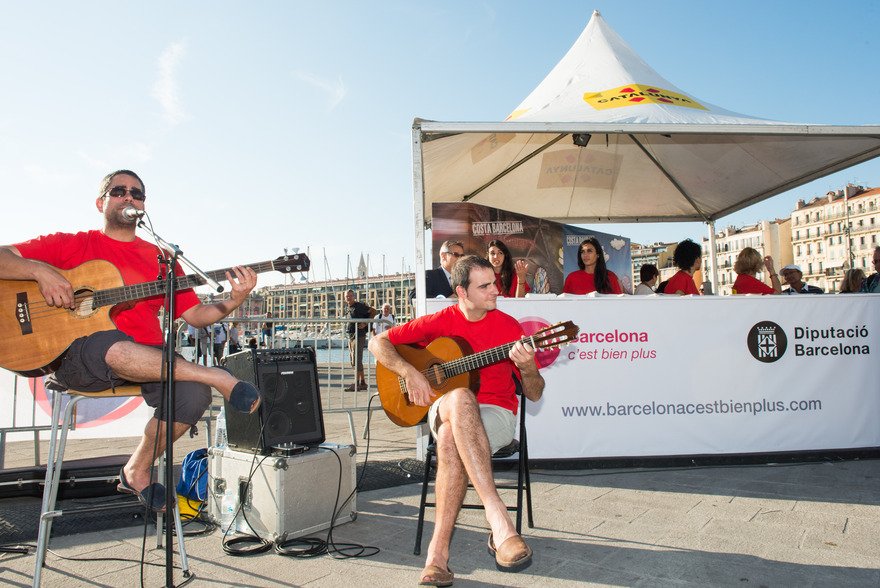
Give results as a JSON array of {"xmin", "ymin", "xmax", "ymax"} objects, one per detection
[
  {"xmin": 0, "ymin": 169, "xmax": 261, "ymax": 511},
  {"xmin": 369, "ymin": 255, "xmax": 544, "ymax": 586}
]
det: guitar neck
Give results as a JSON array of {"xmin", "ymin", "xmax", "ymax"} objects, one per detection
[
  {"xmin": 441, "ymin": 335, "xmax": 534, "ymax": 378},
  {"xmin": 92, "ymin": 260, "xmax": 278, "ymax": 308}
]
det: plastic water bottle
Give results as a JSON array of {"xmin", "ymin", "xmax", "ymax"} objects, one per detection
[
  {"xmin": 219, "ymin": 488, "xmax": 237, "ymax": 532},
  {"xmin": 214, "ymin": 406, "xmax": 227, "ymax": 449}
]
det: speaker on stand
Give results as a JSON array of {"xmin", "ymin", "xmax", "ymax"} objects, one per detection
[{"xmin": 221, "ymin": 347, "xmax": 325, "ymax": 454}]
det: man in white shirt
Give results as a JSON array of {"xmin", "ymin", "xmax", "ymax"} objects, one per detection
[
  {"xmin": 212, "ymin": 323, "xmax": 228, "ymax": 365},
  {"xmin": 372, "ymin": 303, "xmax": 395, "ymax": 335}
]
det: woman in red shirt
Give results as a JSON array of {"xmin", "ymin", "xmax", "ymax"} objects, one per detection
[
  {"xmin": 562, "ymin": 237, "xmax": 623, "ymax": 294},
  {"xmin": 487, "ymin": 239, "xmax": 530, "ymax": 297},
  {"xmin": 663, "ymin": 239, "xmax": 702, "ymax": 295},
  {"xmin": 731, "ymin": 247, "xmax": 781, "ymax": 294}
]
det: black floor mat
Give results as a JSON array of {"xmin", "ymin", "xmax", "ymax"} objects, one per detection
[{"xmin": 0, "ymin": 458, "xmax": 424, "ymax": 546}]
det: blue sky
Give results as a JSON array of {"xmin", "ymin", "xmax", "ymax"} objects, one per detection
[{"xmin": 1, "ymin": 1, "xmax": 878, "ymax": 289}]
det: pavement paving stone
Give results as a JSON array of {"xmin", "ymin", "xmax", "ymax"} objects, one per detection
[{"xmin": 3, "ymin": 389, "xmax": 880, "ymax": 587}]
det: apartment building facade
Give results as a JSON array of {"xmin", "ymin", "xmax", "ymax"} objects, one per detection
[
  {"xmin": 630, "ymin": 241, "xmax": 675, "ymax": 285},
  {"xmin": 253, "ymin": 273, "xmax": 416, "ymax": 324},
  {"xmin": 792, "ymin": 184, "xmax": 880, "ymax": 293}
]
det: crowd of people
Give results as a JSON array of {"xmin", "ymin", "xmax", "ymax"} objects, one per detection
[{"xmin": 413, "ymin": 237, "xmax": 879, "ymax": 299}]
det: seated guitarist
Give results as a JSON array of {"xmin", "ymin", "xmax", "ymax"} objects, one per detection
[
  {"xmin": 0, "ymin": 169, "xmax": 261, "ymax": 512},
  {"xmin": 369, "ymin": 255, "xmax": 544, "ymax": 586}
]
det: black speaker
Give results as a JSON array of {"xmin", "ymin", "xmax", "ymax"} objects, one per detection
[{"xmin": 220, "ymin": 347, "xmax": 325, "ymax": 453}]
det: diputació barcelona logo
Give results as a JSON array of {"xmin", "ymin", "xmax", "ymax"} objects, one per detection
[{"xmin": 747, "ymin": 321, "xmax": 787, "ymax": 363}]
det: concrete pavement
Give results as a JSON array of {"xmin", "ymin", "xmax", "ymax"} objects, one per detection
[{"xmin": 1, "ymin": 398, "xmax": 879, "ymax": 587}]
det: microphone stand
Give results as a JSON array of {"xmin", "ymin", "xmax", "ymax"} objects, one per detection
[{"xmin": 136, "ymin": 218, "xmax": 222, "ymax": 587}]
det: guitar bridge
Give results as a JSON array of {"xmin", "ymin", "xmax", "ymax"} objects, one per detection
[{"xmin": 16, "ymin": 292, "xmax": 32, "ymax": 335}]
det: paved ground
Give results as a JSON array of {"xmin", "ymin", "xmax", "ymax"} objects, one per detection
[{"xmin": 1, "ymin": 393, "xmax": 879, "ymax": 587}]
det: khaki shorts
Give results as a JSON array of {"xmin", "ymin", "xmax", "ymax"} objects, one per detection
[{"xmin": 427, "ymin": 394, "xmax": 516, "ymax": 455}]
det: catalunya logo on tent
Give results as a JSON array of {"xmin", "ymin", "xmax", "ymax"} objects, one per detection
[{"xmin": 584, "ymin": 84, "xmax": 707, "ymax": 111}]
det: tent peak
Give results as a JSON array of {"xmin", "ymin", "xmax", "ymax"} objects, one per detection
[{"xmin": 507, "ymin": 9, "xmax": 781, "ymax": 125}]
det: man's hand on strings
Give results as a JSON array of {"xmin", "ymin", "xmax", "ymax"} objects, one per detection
[
  {"xmin": 36, "ymin": 266, "xmax": 75, "ymax": 309},
  {"xmin": 403, "ymin": 368, "xmax": 436, "ymax": 407}
]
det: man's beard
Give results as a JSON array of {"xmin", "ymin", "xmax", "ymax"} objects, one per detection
[{"xmin": 106, "ymin": 209, "xmax": 137, "ymax": 230}]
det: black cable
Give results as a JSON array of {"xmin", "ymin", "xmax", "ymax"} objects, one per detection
[
  {"xmin": 220, "ymin": 462, "xmax": 273, "ymax": 556},
  {"xmin": 353, "ymin": 392, "xmax": 377, "ymax": 492},
  {"xmin": 218, "ymin": 374, "xmax": 275, "ymax": 556},
  {"xmin": 216, "ymin": 370, "xmax": 382, "ymax": 559},
  {"xmin": 323, "ymin": 446, "xmax": 380, "ymax": 559},
  {"xmin": 46, "ymin": 548, "xmax": 183, "ymax": 569},
  {"xmin": 276, "ymin": 395, "xmax": 381, "ymax": 560}
]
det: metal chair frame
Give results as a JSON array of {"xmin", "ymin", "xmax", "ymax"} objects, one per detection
[
  {"xmin": 33, "ymin": 387, "xmax": 189, "ymax": 587},
  {"xmin": 413, "ymin": 388, "xmax": 533, "ymax": 556}
]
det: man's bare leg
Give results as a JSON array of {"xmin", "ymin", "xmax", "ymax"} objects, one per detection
[
  {"xmin": 104, "ymin": 341, "xmax": 258, "ymax": 411},
  {"xmin": 122, "ymin": 418, "xmax": 189, "ymax": 492},
  {"xmin": 422, "ymin": 389, "xmax": 520, "ymax": 579},
  {"xmin": 438, "ymin": 389, "xmax": 518, "ymax": 544},
  {"xmin": 422, "ymin": 421, "xmax": 467, "ymax": 579}
]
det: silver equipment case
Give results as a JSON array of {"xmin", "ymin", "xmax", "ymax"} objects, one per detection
[{"xmin": 208, "ymin": 443, "xmax": 357, "ymax": 541}]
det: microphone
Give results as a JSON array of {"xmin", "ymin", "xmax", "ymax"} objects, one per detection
[{"xmin": 122, "ymin": 206, "xmax": 146, "ymax": 221}]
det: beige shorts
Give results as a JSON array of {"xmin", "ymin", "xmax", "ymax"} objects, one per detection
[{"xmin": 428, "ymin": 394, "xmax": 516, "ymax": 455}]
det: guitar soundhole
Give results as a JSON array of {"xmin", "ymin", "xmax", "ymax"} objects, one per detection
[
  {"xmin": 72, "ymin": 289, "xmax": 97, "ymax": 318},
  {"xmin": 427, "ymin": 363, "xmax": 446, "ymax": 387}
]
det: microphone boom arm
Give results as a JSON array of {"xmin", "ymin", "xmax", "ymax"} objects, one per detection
[{"xmin": 135, "ymin": 219, "xmax": 223, "ymax": 293}]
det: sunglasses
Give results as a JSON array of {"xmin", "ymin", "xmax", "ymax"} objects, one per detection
[
  {"xmin": 106, "ymin": 186, "xmax": 146, "ymax": 201},
  {"xmin": 444, "ymin": 251, "xmax": 463, "ymax": 257}
]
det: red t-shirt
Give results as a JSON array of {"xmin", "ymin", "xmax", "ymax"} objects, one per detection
[
  {"xmin": 663, "ymin": 271, "xmax": 700, "ymax": 295},
  {"xmin": 732, "ymin": 274, "xmax": 774, "ymax": 295},
  {"xmin": 387, "ymin": 304, "xmax": 525, "ymax": 413},
  {"xmin": 14, "ymin": 230, "xmax": 201, "ymax": 345},
  {"xmin": 562, "ymin": 270, "xmax": 623, "ymax": 294},
  {"xmin": 494, "ymin": 272, "xmax": 531, "ymax": 298}
]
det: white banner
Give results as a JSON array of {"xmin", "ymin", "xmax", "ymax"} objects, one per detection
[
  {"xmin": 429, "ymin": 294, "xmax": 880, "ymax": 459},
  {"xmin": 1, "ymin": 371, "xmax": 155, "ymax": 442}
]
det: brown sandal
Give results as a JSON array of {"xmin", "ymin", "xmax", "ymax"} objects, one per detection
[
  {"xmin": 418, "ymin": 564, "xmax": 454, "ymax": 587},
  {"xmin": 488, "ymin": 533, "xmax": 532, "ymax": 572}
]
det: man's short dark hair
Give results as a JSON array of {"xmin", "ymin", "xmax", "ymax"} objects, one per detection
[
  {"xmin": 99, "ymin": 170, "xmax": 145, "ymax": 197},
  {"xmin": 639, "ymin": 263, "xmax": 659, "ymax": 283},
  {"xmin": 451, "ymin": 255, "xmax": 493, "ymax": 291}
]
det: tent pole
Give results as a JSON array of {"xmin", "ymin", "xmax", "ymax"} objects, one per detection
[
  {"xmin": 708, "ymin": 221, "xmax": 719, "ymax": 295},
  {"xmin": 412, "ymin": 122, "xmax": 427, "ymax": 318}
]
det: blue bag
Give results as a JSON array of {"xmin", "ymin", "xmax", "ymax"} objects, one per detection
[{"xmin": 176, "ymin": 448, "xmax": 207, "ymax": 501}]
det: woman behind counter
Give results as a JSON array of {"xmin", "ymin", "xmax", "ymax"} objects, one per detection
[
  {"xmin": 663, "ymin": 239, "xmax": 702, "ymax": 295},
  {"xmin": 487, "ymin": 239, "xmax": 530, "ymax": 297},
  {"xmin": 839, "ymin": 268, "xmax": 866, "ymax": 293},
  {"xmin": 562, "ymin": 237, "xmax": 623, "ymax": 295},
  {"xmin": 731, "ymin": 247, "xmax": 781, "ymax": 295}
]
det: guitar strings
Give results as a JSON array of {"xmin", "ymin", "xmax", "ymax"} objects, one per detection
[
  {"xmin": 395, "ymin": 330, "xmax": 575, "ymax": 398},
  {"xmin": 16, "ymin": 294, "xmax": 97, "ymax": 320}
]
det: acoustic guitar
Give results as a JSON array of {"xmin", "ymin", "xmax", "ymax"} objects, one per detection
[
  {"xmin": 0, "ymin": 253, "xmax": 310, "ymax": 377},
  {"xmin": 376, "ymin": 321, "xmax": 579, "ymax": 427}
]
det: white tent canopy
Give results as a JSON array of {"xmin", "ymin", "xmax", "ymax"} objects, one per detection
[{"xmin": 411, "ymin": 11, "xmax": 880, "ymax": 302}]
